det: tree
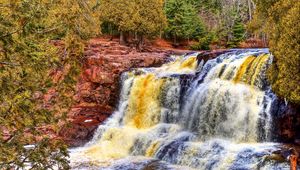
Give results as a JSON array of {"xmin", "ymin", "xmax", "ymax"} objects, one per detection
[
  {"xmin": 228, "ymin": 18, "xmax": 246, "ymax": 48},
  {"xmin": 164, "ymin": 0, "xmax": 205, "ymax": 44},
  {"xmin": 194, "ymin": 0, "xmax": 254, "ymax": 47},
  {"xmin": 247, "ymin": 0, "xmax": 275, "ymax": 43},
  {"xmin": 0, "ymin": 0, "xmax": 100, "ymax": 169},
  {"xmin": 99, "ymin": 0, "xmax": 166, "ymax": 48},
  {"xmin": 263, "ymin": 0, "xmax": 300, "ymax": 104},
  {"xmin": 98, "ymin": 0, "xmax": 133, "ymax": 44},
  {"xmin": 127, "ymin": 0, "xmax": 167, "ymax": 49},
  {"xmin": 250, "ymin": 0, "xmax": 300, "ymax": 104}
]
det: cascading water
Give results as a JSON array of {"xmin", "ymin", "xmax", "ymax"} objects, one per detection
[{"xmin": 70, "ymin": 49, "xmax": 291, "ymax": 170}]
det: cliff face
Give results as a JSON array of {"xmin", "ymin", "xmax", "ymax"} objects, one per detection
[
  {"xmin": 59, "ymin": 39, "xmax": 173, "ymax": 146},
  {"xmin": 272, "ymin": 102, "xmax": 300, "ymax": 144},
  {"xmin": 56, "ymin": 40, "xmax": 299, "ymax": 147}
]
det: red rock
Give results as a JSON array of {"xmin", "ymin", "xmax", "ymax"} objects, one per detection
[
  {"xmin": 57, "ymin": 38, "xmax": 172, "ymax": 146},
  {"xmin": 91, "ymin": 71, "xmax": 114, "ymax": 84}
]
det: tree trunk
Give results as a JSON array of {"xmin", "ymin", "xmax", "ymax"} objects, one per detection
[
  {"xmin": 173, "ymin": 35, "xmax": 177, "ymax": 46},
  {"xmin": 247, "ymin": 0, "xmax": 252, "ymax": 20},
  {"xmin": 136, "ymin": 34, "xmax": 144, "ymax": 51},
  {"xmin": 134, "ymin": 32, "xmax": 138, "ymax": 40},
  {"xmin": 236, "ymin": 0, "xmax": 240, "ymax": 13},
  {"xmin": 109, "ymin": 24, "xmax": 113, "ymax": 41},
  {"xmin": 120, "ymin": 31, "xmax": 126, "ymax": 45},
  {"xmin": 159, "ymin": 30, "xmax": 162, "ymax": 39}
]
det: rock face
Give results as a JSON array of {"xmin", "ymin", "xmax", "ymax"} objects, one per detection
[
  {"xmin": 59, "ymin": 39, "xmax": 174, "ymax": 146},
  {"xmin": 58, "ymin": 41, "xmax": 300, "ymax": 147},
  {"xmin": 272, "ymin": 101, "xmax": 300, "ymax": 144}
]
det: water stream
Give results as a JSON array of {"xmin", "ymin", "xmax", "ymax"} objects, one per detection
[{"xmin": 70, "ymin": 49, "xmax": 290, "ymax": 170}]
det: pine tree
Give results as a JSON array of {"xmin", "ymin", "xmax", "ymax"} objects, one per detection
[
  {"xmin": 228, "ymin": 19, "xmax": 246, "ymax": 48},
  {"xmin": 164, "ymin": 0, "xmax": 205, "ymax": 44}
]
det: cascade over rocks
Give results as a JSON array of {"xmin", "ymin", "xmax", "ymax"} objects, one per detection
[
  {"xmin": 59, "ymin": 38, "xmax": 194, "ymax": 146},
  {"xmin": 68, "ymin": 49, "xmax": 300, "ymax": 169},
  {"xmin": 57, "ymin": 42, "xmax": 299, "ymax": 147}
]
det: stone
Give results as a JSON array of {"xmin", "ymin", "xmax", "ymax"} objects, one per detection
[{"xmin": 59, "ymin": 38, "xmax": 171, "ymax": 146}]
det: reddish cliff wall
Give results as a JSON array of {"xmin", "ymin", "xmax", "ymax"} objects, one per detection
[
  {"xmin": 56, "ymin": 40, "xmax": 299, "ymax": 147},
  {"xmin": 59, "ymin": 39, "xmax": 181, "ymax": 146}
]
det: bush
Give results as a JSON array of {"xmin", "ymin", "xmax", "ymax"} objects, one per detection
[{"xmin": 189, "ymin": 32, "xmax": 216, "ymax": 50}]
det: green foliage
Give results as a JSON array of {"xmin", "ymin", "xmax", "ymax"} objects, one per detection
[
  {"xmin": 195, "ymin": 0, "xmax": 254, "ymax": 47},
  {"xmin": 190, "ymin": 32, "xmax": 217, "ymax": 50},
  {"xmin": 260, "ymin": 0, "xmax": 300, "ymax": 104},
  {"xmin": 164, "ymin": 0, "xmax": 206, "ymax": 44},
  {"xmin": 0, "ymin": 0, "xmax": 100, "ymax": 168},
  {"xmin": 192, "ymin": 0, "xmax": 223, "ymax": 13},
  {"xmin": 253, "ymin": 0, "xmax": 278, "ymax": 16},
  {"xmin": 101, "ymin": 21, "xmax": 119, "ymax": 36},
  {"xmin": 251, "ymin": 0, "xmax": 300, "ymax": 104},
  {"xmin": 227, "ymin": 19, "xmax": 246, "ymax": 48},
  {"xmin": 99, "ymin": 0, "xmax": 166, "ymax": 37},
  {"xmin": 248, "ymin": 0, "xmax": 276, "ymax": 38}
]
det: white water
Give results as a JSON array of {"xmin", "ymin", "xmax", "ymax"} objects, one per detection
[{"xmin": 70, "ymin": 50, "xmax": 290, "ymax": 170}]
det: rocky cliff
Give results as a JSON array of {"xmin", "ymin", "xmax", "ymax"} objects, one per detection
[
  {"xmin": 56, "ymin": 39, "xmax": 299, "ymax": 147},
  {"xmin": 58, "ymin": 39, "xmax": 186, "ymax": 146}
]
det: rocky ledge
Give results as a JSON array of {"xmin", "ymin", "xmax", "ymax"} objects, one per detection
[
  {"xmin": 57, "ymin": 40, "xmax": 299, "ymax": 147},
  {"xmin": 59, "ymin": 38, "xmax": 189, "ymax": 146}
]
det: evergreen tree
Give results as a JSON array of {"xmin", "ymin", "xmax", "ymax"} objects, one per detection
[
  {"xmin": 164, "ymin": 0, "xmax": 205, "ymax": 44},
  {"xmin": 0, "ymin": 0, "xmax": 100, "ymax": 168},
  {"xmin": 131, "ymin": 0, "xmax": 167, "ymax": 49},
  {"xmin": 265, "ymin": 0, "xmax": 299, "ymax": 104},
  {"xmin": 194, "ymin": 0, "xmax": 254, "ymax": 47},
  {"xmin": 251, "ymin": 0, "xmax": 300, "ymax": 104},
  {"xmin": 228, "ymin": 19, "xmax": 246, "ymax": 48}
]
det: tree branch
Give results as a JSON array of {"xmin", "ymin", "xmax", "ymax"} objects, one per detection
[
  {"xmin": 0, "ymin": 61, "xmax": 20, "ymax": 66},
  {"xmin": 0, "ymin": 29, "xmax": 21, "ymax": 39}
]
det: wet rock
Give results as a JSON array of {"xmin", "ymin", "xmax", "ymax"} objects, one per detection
[
  {"xmin": 142, "ymin": 160, "xmax": 171, "ymax": 170},
  {"xmin": 60, "ymin": 105, "xmax": 113, "ymax": 147},
  {"xmin": 47, "ymin": 42, "xmax": 299, "ymax": 149},
  {"xmin": 60, "ymin": 38, "xmax": 171, "ymax": 146},
  {"xmin": 197, "ymin": 50, "xmax": 233, "ymax": 63},
  {"xmin": 262, "ymin": 147, "xmax": 299, "ymax": 170},
  {"xmin": 271, "ymin": 100, "xmax": 300, "ymax": 143}
]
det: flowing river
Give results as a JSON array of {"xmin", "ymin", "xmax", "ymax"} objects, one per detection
[{"xmin": 70, "ymin": 49, "xmax": 291, "ymax": 170}]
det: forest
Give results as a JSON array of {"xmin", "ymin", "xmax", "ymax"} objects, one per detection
[{"xmin": 0, "ymin": 0, "xmax": 299, "ymax": 169}]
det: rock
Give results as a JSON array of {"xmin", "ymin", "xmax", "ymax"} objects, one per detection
[
  {"xmin": 271, "ymin": 101, "xmax": 300, "ymax": 143},
  {"xmin": 90, "ymin": 68, "xmax": 114, "ymax": 84},
  {"xmin": 45, "ymin": 39, "xmax": 300, "ymax": 149},
  {"xmin": 59, "ymin": 38, "xmax": 171, "ymax": 146},
  {"xmin": 60, "ymin": 105, "xmax": 114, "ymax": 147},
  {"xmin": 197, "ymin": 49, "xmax": 233, "ymax": 63}
]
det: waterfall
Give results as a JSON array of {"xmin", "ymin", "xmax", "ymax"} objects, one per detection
[{"xmin": 70, "ymin": 50, "xmax": 290, "ymax": 169}]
